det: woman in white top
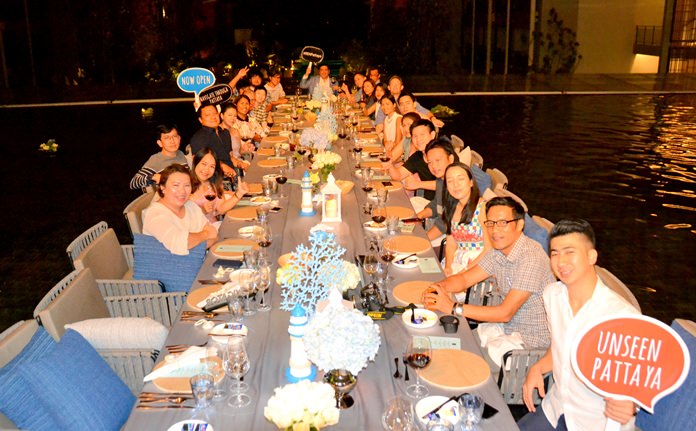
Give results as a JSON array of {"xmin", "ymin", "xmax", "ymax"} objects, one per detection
[
  {"xmin": 379, "ymin": 95, "xmax": 403, "ymax": 157},
  {"xmin": 143, "ymin": 164, "xmax": 218, "ymax": 255}
]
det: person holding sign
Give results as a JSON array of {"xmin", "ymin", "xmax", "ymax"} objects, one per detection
[
  {"xmin": 300, "ymin": 63, "xmax": 339, "ymax": 99},
  {"xmin": 189, "ymin": 105, "xmax": 237, "ymax": 178},
  {"xmin": 518, "ymin": 219, "xmax": 639, "ymax": 431}
]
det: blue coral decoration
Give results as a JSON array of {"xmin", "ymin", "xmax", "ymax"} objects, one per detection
[{"xmin": 279, "ymin": 230, "xmax": 348, "ymax": 313}]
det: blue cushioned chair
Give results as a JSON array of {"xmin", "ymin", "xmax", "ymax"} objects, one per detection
[
  {"xmin": 636, "ymin": 319, "xmax": 695, "ymax": 430},
  {"xmin": 134, "ymin": 234, "xmax": 206, "ymax": 292}
]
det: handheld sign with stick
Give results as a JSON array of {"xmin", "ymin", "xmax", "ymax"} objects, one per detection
[
  {"xmin": 176, "ymin": 67, "xmax": 216, "ymax": 108},
  {"xmin": 571, "ymin": 315, "xmax": 690, "ymax": 431},
  {"xmin": 300, "ymin": 46, "xmax": 324, "ymax": 68},
  {"xmin": 198, "ymin": 83, "xmax": 232, "ymax": 107}
]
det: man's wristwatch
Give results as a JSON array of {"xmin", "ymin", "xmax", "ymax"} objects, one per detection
[{"xmin": 451, "ymin": 302, "xmax": 464, "ymax": 317}]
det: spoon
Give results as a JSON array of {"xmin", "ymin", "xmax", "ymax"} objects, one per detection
[
  {"xmin": 395, "ymin": 253, "xmax": 417, "ymax": 265},
  {"xmin": 393, "ymin": 357, "xmax": 401, "ymax": 379}
]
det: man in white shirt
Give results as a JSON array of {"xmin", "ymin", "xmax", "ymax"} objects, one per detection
[
  {"xmin": 299, "ymin": 63, "xmax": 338, "ymax": 99},
  {"xmin": 518, "ymin": 218, "xmax": 639, "ymax": 431}
]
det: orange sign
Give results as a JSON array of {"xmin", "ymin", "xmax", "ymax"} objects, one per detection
[{"xmin": 572, "ymin": 314, "xmax": 690, "ymax": 413}]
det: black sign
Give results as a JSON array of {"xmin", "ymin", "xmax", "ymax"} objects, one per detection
[
  {"xmin": 199, "ymin": 84, "xmax": 232, "ymax": 106},
  {"xmin": 300, "ymin": 46, "xmax": 324, "ymax": 64}
]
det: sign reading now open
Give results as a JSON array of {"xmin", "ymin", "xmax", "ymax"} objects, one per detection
[{"xmin": 572, "ymin": 314, "xmax": 690, "ymax": 416}]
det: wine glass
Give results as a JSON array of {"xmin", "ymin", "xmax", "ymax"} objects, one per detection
[
  {"xmin": 255, "ymin": 263, "xmax": 272, "ymax": 312},
  {"xmin": 276, "ymin": 168, "xmax": 288, "ymax": 198},
  {"xmin": 458, "ymin": 393, "xmax": 484, "ymax": 431},
  {"xmin": 405, "ymin": 336, "xmax": 431, "ymax": 399},
  {"xmin": 223, "ymin": 335, "xmax": 251, "ymax": 408},
  {"xmin": 363, "ymin": 252, "xmax": 378, "ymax": 284},
  {"xmin": 205, "ymin": 346, "xmax": 227, "ymax": 401},
  {"xmin": 381, "ymin": 396, "xmax": 415, "ymax": 431},
  {"xmin": 257, "ymin": 222, "xmax": 272, "ymax": 249},
  {"xmin": 380, "ymin": 238, "xmax": 396, "ymax": 263},
  {"xmin": 361, "ymin": 168, "xmax": 373, "ymax": 192},
  {"xmin": 241, "ymin": 274, "xmax": 257, "ymax": 317},
  {"xmin": 372, "ymin": 204, "xmax": 386, "ymax": 225}
]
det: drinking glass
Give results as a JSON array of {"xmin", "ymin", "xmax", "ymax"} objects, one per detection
[
  {"xmin": 363, "ymin": 252, "xmax": 378, "ymax": 283},
  {"xmin": 381, "ymin": 396, "xmax": 415, "ymax": 431},
  {"xmin": 372, "ymin": 204, "xmax": 386, "ymax": 225},
  {"xmin": 243, "ymin": 248, "xmax": 259, "ymax": 270},
  {"xmin": 223, "ymin": 335, "xmax": 251, "ymax": 408},
  {"xmin": 241, "ymin": 276, "xmax": 257, "ymax": 317},
  {"xmin": 380, "ymin": 238, "xmax": 396, "ymax": 263},
  {"xmin": 361, "ymin": 168, "xmax": 373, "ymax": 192},
  {"xmin": 386, "ymin": 216, "xmax": 400, "ymax": 235},
  {"xmin": 227, "ymin": 294, "xmax": 244, "ymax": 323},
  {"xmin": 255, "ymin": 264, "xmax": 272, "ymax": 312},
  {"xmin": 190, "ymin": 373, "xmax": 214, "ymax": 409},
  {"xmin": 458, "ymin": 393, "xmax": 484, "ymax": 430},
  {"xmin": 276, "ymin": 168, "xmax": 288, "ymax": 198},
  {"xmin": 405, "ymin": 336, "xmax": 431, "ymax": 399},
  {"xmin": 426, "ymin": 416, "xmax": 454, "ymax": 431},
  {"xmin": 205, "ymin": 346, "xmax": 227, "ymax": 401},
  {"xmin": 376, "ymin": 188, "xmax": 388, "ymax": 205}
]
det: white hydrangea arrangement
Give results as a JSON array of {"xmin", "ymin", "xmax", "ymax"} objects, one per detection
[
  {"xmin": 310, "ymin": 151, "xmax": 342, "ymax": 171},
  {"xmin": 303, "ymin": 299, "xmax": 381, "ymax": 375},
  {"xmin": 264, "ymin": 380, "xmax": 340, "ymax": 430}
]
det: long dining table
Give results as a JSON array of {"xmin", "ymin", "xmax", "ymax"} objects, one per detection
[{"xmin": 122, "ymin": 123, "xmax": 520, "ymax": 430}]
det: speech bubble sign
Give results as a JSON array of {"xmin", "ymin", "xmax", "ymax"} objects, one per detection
[
  {"xmin": 176, "ymin": 67, "xmax": 216, "ymax": 96},
  {"xmin": 199, "ymin": 84, "xmax": 232, "ymax": 107},
  {"xmin": 300, "ymin": 46, "xmax": 324, "ymax": 64},
  {"xmin": 571, "ymin": 314, "xmax": 690, "ymax": 414}
]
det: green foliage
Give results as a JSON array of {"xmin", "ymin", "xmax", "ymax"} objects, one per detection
[{"xmin": 533, "ymin": 8, "xmax": 582, "ymax": 74}]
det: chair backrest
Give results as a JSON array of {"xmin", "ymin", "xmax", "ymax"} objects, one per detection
[
  {"xmin": 133, "ymin": 234, "xmax": 206, "ymax": 292},
  {"xmin": 73, "ymin": 228, "xmax": 130, "ymax": 280},
  {"xmin": 450, "ymin": 134, "xmax": 465, "ymax": 152},
  {"xmin": 498, "ymin": 349, "xmax": 551, "ymax": 405},
  {"xmin": 65, "ymin": 221, "xmax": 109, "ymax": 268},
  {"xmin": 486, "ymin": 168, "xmax": 509, "ymax": 190},
  {"xmin": 531, "ymin": 215, "xmax": 554, "ymax": 233},
  {"xmin": 32, "ymin": 270, "xmax": 81, "ymax": 319},
  {"xmin": 471, "ymin": 150, "xmax": 484, "ymax": 169},
  {"xmin": 35, "ymin": 268, "xmax": 110, "ymax": 341},
  {"xmin": 465, "ymin": 278, "xmax": 501, "ymax": 307},
  {"xmin": 494, "ymin": 187, "xmax": 528, "ymax": 213},
  {"xmin": 595, "ymin": 266, "xmax": 641, "ymax": 312},
  {"xmin": 123, "ymin": 191, "xmax": 156, "ymax": 238}
]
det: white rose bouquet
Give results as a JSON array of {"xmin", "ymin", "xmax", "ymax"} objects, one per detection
[{"xmin": 264, "ymin": 381, "xmax": 340, "ymax": 430}]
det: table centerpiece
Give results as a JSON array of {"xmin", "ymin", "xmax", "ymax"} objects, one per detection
[{"xmin": 264, "ymin": 380, "xmax": 340, "ymax": 430}]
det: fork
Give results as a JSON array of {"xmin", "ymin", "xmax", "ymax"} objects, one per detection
[{"xmin": 402, "ymin": 356, "xmax": 410, "ymax": 381}]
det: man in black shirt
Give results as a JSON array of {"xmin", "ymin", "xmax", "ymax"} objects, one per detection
[
  {"xmin": 384, "ymin": 119, "xmax": 438, "ymax": 200},
  {"xmin": 189, "ymin": 105, "xmax": 236, "ymax": 178}
]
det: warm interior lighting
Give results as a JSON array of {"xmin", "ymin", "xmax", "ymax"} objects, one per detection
[{"xmin": 631, "ymin": 54, "xmax": 659, "ymax": 73}]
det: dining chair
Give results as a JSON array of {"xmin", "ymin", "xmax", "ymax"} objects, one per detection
[
  {"xmin": 493, "ymin": 187, "xmax": 528, "ymax": 213},
  {"xmin": 595, "ymin": 266, "xmax": 641, "ymax": 312},
  {"xmin": 486, "ymin": 167, "xmax": 509, "ymax": 190},
  {"xmin": 450, "ymin": 134, "xmax": 465, "ymax": 152},
  {"xmin": 471, "ymin": 150, "xmax": 484, "ymax": 169},
  {"xmin": 123, "ymin": 190, "xmax": 156, "ymax": 238},
  {"xmin": 65, "ymin": 220, "xmax": 109, "ymax": 268},
  {"xmin": 531, "ymin": 215, "xmax": 554, "ymax": 233}
]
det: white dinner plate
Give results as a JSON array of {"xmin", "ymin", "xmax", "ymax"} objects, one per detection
[
  {"xmin": 392, "ymin": 254, "xmax": 419, "ymax": 269},
  {"xmin": 249, "ymin": 196, "xmax": 272, "ymax": 205},
  {"xmin": 402, "ymin": 308, "xmax": 438, "ymax": 329},
  {"xmin": 415, "ymin": 396, "xmax": 460, "ymax": 426},
  {"xmin": 238, "ymin": 225, "xmax": 262, "ymax": 239},
  {"xmin": 209, "ymin": 323, "xmax": 248, "ymax": 344},
  {"xmin": 167, "ymin": 420, "xmax": 213, "ymax": 431},
  {"xmin": 363, "ymin": 221, "xmax": 387, "ymax": 233}
]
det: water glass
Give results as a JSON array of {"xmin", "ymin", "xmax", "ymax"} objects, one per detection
[
  {"xmin": 204, "ymin": 346, "xmax": 227, "ymax": 401},
  {"xmin": 243, "ymin": 248, "xmax": 259, "ymax": 269},
  {"xmin": 190, "ymin": 373, "xmax": 214, "ymax": 409},
  {"xmin": 458, "ymin": 393, "xmax": 484, "ymax": 430},
  {"xmin": 256, "ymin": 206, "xmax": 269, "ymax": 223},
  {"xmin": 262, "ymin": 179, "xmax": 273, "ymax": 197},
  {"xmin": 376, "ymin": 188, "xmax": 388, "ymax": 204},
  {"xmin": 286, "ymin": 155, "xmax": 296, "ymax": 169},
  {"xmin": 381, "ymin": 397, "xmax": 414, "ymax": 431},
  {"xmin": 426, "ymin": 416, "xmax": 454, "ymax": 431},
  {"xmin": 227, "ymin": 294, "xmax": 244, "ymax": 323},
  {"xmin": 386, "ymin": 216, "xmax": 400, "ymax": 235}
]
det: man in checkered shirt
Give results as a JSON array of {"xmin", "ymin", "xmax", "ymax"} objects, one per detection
[{"xmin": 424, "ymin": 196, "xmax": 554, "ymax": 353}]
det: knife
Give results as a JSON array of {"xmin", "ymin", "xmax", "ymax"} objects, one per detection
[
  {"xmin": 136, "ymin": 404, "xmax": 193, "ymax": 409},
  {"xmin": 421, "ymin": 392, "xmax": 466, "ymax": 420}
]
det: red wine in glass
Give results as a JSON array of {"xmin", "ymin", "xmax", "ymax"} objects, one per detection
[
  {"xmin": 297, "ymin": 147, "xmax": 307, "ymax": 155},
  {"xmin": 381, "ymin": 249, "xmax": 395, "ymax": 262},
  {"xmin": 205, "ymin": 193, "xmax": 216, "ymax": 202},
  {"xmin": 362, "ymin": 184, "xmax": 373, "ymax": 192},
  {"xmin": 407, "ymin": 352, "xmax": 431, "ymax": 369},
  {"xmin": 379, "ymin": 155, "xmax": 391, "ymax": 162},
  {"xmin": 372, "ymin": 214, "xmax": 386, "ymax": 224},
  {"xmin": 276, "ymin": 176, "xmax": 288, "ymax": 185},
  {"xmin": 338, "ymin": 132, "xmax": 347, "ymax": 139}
]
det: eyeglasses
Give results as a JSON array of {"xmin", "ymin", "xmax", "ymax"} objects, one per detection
[{"xmin": 483, "ymin": 218, "xmax": 521, "ymax": 228}]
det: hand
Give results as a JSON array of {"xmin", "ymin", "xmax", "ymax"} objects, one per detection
[
  {"xmin": 444, "ymin": 266, "xmax": 453, "ymax": 277},
  {"xmin": 236, "ymin": 66, "xmax": 249, "ymax": 79},
  {"xmin": 235, "ymin": 180, "xmax": 249, "ymax": 198},
  {"xmin": 422, "ymin": 284, "xmax": 454, "ymax": 314},
  {"xmin": 305, "ymin": 63, "xmax": 312, "ymax": 75},
  {"xmin": 221, "ymin": 165, "xmax": 236, "ymax": 178},
  {"xmin": 242, "ymin": 141, "xmax": 256, "ymax": 153},
  {"xmin": 432, "ymin": 118, "xmax": 444, "ymax": 128},
  {"xmin": 341, "ymin": 83, "xmax": 350, "ymax": 94},
  {"xmin": 151, "ymin": 173, "xmax": 161, "ymax": 184},
  {"xmin": 203, "ymin": 200, "xmax": 215, "ymax": 214},
  {"xmin": 604, "ymin": 398, "xmax": 636, "ymax": 425},
  {"xmin": 522, "ymin": 364, "xmax": 546, "ymax": 412},
  {"xmin": 403, "ymin": 175, "xmax": 420, "ymax": 190}
]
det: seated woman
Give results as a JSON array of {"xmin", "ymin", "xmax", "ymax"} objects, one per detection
[
  {"xmin": 233, "ymin": 94, "xmax": 265, "ymax": 148},
  {"xmin": 378, "ymin": 95, "xmax": 403, "ymax": 157},
  {"xmin": 189, "ymin": 147, "xmax": 248, "ymax": 226},
  {"xmin": 389, "ymin": 112, "xmax": 421, "ymax": 164},
  {"xmin": 441, "ymin": 162, "xmax": 491, "ymax": 276},
  {"xmin": 219, "ymin": 102, "xmax": 252, "ymax": 172},
  {"xmin": 360, "ymin": 79, "xmax": 376, "ymax": 116},
  {"xmin": 142, "ymin": 164, "xmax": 218, "ymax": 255}
]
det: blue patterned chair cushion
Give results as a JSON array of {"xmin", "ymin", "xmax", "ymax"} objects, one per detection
[
  {"xmin": 21, "ymin": 329, "xmax": 135, "ymax": 431},
  {"xmin": 0, "ymin": 327, "xmax": 58, "ymax": 431},
  {"xmin": 471, "ymin": 165, "xmax": 492, "ymax": 193},
  {"xmin": 134, "ymin": 233, "xmax": 206, "ymax": 292},
  {"xmin": 636, "ymin": 320, "xmax": 695, "ymax": 430},
  {"xmin": 524, "ymin": 214, "xmax": 549, "ymax": 253}
]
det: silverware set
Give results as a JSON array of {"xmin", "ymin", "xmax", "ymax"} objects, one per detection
[
  {"xmin": 136, "ymin": 392, "xmax": 193, "ymax": 409},
  {"xmin": 180, "ymin": 311, "xmax": 224, "ymax": 322},
  {"xmin": 165, "ymin": 342, "xmax": 207, "ymax": 354}
]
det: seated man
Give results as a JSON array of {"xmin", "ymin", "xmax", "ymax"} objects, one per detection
[
  {"xmin": 130, "ymin": 123, "xmax": 188, "ymax": 191},
  {"xmin": 300, "ymin": 63, "xmax": 338, "ymax": 99},
  {"xmin": 189, "ymin": 105, "xmax": 236, "ymax": 178},
  {"xmin": 424, "ymin": 196, "xmax": 554, "ymax": 356},
  {"xmin": 417, "ymin": 138, "xmax": 458, "ymax": 241},
  {"xmin": 382, "ymin": 119, "xmax": 438, "ymax": 200},
  {"xmin": 518, "ymin": 218, "xmax": 639, "ymax": 431}
]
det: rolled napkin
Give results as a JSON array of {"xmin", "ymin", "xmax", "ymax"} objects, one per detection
[
  {"xmin": 143, "ymin": 346, "xmax": 211, "ymax": 382},
  {"xmin": 476, "ymin": 323, "xmax": 525, "ymax": 369},
  {"xmin": 196, "ymin": 269, "xmax": 252, "ymax": 309}
]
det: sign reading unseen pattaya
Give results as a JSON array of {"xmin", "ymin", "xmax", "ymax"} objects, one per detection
[{"xmin": 571, "ymin": 314, "xmax": 690, "ymax": 430}]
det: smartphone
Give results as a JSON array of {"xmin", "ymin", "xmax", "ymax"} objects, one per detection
[
  {"xmin": 270, "ymin": 207, "xmax": 282, "ymax": 213},
  {"xmin": 482, "ymin": 403, "xmax": 499, "ymax": 419},
  {"xmin": 382, "ymin": 181, "xmax": 392, "ymax": 187},
  {"xmin": 212, "ymin": 259, "xmax": 243, "ymax": 268}
]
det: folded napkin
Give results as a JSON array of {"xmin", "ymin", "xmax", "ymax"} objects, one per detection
[
  {"xmin": 143, "ymin": 346, "xmax": 209, "ymax": 382},
  {"xmin": 196, "ymin": 271, "xmax": 250, "ymax": 308},
  {"xmin": 476, "ymin": 323, "xmax": 525, "ymax": 369}
]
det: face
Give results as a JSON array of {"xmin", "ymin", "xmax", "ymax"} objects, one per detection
[
  {"xmin": 269, "ymin": 74, "xmax": 281, "ymax": 85},
  {"xmin": 410, "ymin": 125, "xmax": 436, "ymax": 151},
  {"xmin": 388, "ymin": 78, "xmax": 403, "ymax": 95},
  {"xmin": 198, "ymin": 105, "xmax": 220, "ymax": 128},
  {"xmin": 425, "ymin": 148, "xmax": 454, "ymax": 179},
  {"xmin": 255, "ymin": 90, "xmax": 266, "ymax": 103},
  {"xmin": 549, "ymin": 233, "xmax": 597, "ymax": 287},
  {"xmin": 221, "ymin": 107, "xmax": 237, "ymax": 128},
  {"xmin": 236, "ymin": 97, "xmax": 250, "ymax": 115},
  {"xmin": 319, "ymin": 65, "xmax": 330, "ymax": 79},
  {"xmin": 354, "ymin": 74, "xmax": 365, "ymax": 88},
  {"xmin": 401, "ymin": 118, "xmax": 414, "ymax": 136},
  {"xmin": 362, "ymin": 81, "xmax": 374, "ymax": 95},
  {"xmin": 399, "ymin": 96, "xmax": 415, "ymax": 113},
  {"xmin": 161, "ymin": 172, "xmax": 192, "ymax": 208},
  {"xmin": 445, "ymin": 166, "xmax": 474, "ymax": 202},
  {"xmin": 368, "ymin": 69, "xmax": 380, "ymax": 82},
  {"xmin": 250, "ymin": 75, "xmax": 262, "ymax": 86},
  {"xmin": 195, "ymin": 153, "xmax": 217, "ymax": 182},
  {"xmin": 375, "ymin": 86, "xmax": 385, "ymax": 99},
  {"xmin": 381, "ymin": 97, "xmax": 395, "ymax": 115},
  {"xmin": 485, "ymin": 205, "xmax": 524, "ymax": 255},
  {"xmin": 157, "ymin": 129, "xmax": 181, "ymax": 155}
]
